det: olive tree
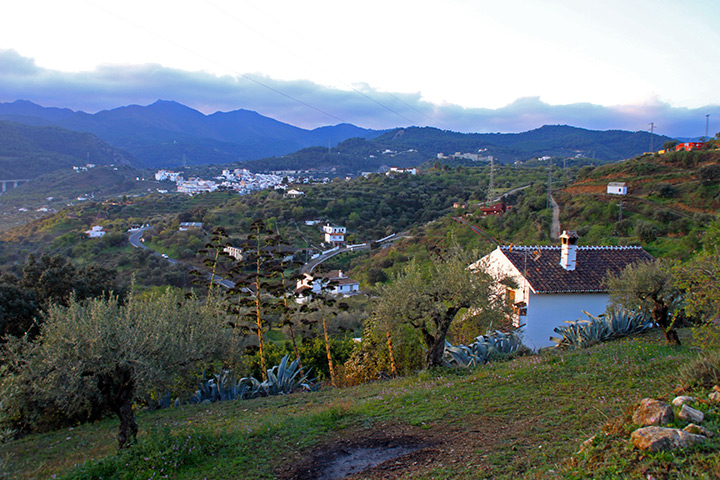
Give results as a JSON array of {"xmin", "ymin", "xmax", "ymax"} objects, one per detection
[
  {"xmin": 606, "ymin": 259, "xmax": 682, "ymax": 345},
  {"xmin": 376, "ymin": 249, "xmax": 499, "ymax": 368},
  {"xmin": 16, "ymin": 290, "xmax": 235, "ymax": 448}
]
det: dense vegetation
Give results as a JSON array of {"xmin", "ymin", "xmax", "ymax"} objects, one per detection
[
  {"xmin": 0, "ymin": 121, "xmax": 137, "ymax": 178},
  {"xmin": 2, "ymin": 144, "xmax": 720, "ymax": 478}
]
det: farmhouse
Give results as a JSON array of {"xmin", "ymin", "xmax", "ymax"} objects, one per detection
[
  {"xmin": 607, "ymin": 182, "xmax": 627, "ymax": 195},
  {"xmin": 472, "ymin": 231, "xmax": 653, "ymax": 350},
  {"xmin": 323, "ymin": 224, "xmax": 346, "ymax": 244},
  {"xmin": 296, "ymin": 270, "xmax": 360, "ymax": 299},
  {"xmin": 84, "ymin": 225, "xmax": 106, "ymax": 238}
]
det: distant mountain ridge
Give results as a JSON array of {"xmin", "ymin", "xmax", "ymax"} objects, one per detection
[
  {"xmin": 0, "ymin": 100, "xmax": 384, "ymax": 168},
  {"xmin": 0, "ymin": 100, "xmax": 674, "ymax": 174}
]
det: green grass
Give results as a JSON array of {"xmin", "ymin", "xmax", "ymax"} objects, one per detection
[{"xmin": 4, "ymin": 329, "xmax": 719, "ymax": 479}]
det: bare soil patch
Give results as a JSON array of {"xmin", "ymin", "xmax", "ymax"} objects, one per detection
[{"xmin": 278, "ymin": 417, "xmax": 534, "ymax": 480}]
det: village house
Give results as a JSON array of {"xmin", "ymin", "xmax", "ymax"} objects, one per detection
[
  {"xmin": 285, "ymin": 189, "xmax": 305, "ymax": 198},
  {"xmin": 296, "ymin": 270, "xmax": 360, "ymax": 299},
  {"xmin": 472, "ymin": 231, "xmax": 653, "ymax": 350},
  {"xmin": 323, "ymin": 224, "xmax": 346, "ymax": 245},
  {"xmin": 85, "ymin": 225, "xmax": 106, "ymax": 238},
  {"xmin": 480, "ymin": 202, "xmax": 507, "ymax": 216},
  {"xmin": 607, "ymin": 182, "xmax": 627, "ymax": 195},
  {"xmin": 179, "ymin": 222, "xmax": 203, "ymax": 231}
]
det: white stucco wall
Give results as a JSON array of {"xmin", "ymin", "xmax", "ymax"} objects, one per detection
[{"xmin": 520, "ymin": 292, "xmax": 610, "ymax": 350}]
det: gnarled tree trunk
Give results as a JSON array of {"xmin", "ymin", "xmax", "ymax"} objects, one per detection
[
  {"xmin": 98, "ymin": 364, "xmax": 138, "ymax": 449},
  {"xmin": 652, "ymin": 299, "xmax": 681, "ymax": 345}
]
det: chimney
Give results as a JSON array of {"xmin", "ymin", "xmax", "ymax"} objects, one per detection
[{"xmin": 559, "ymin": 231, "xmax": 578, "ymax": 271}]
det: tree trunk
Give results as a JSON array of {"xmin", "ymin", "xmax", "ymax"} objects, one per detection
[
  {"xmin": 98, "ymin": 364, "xmax": 138, "ymax": 449},
  {"xmin": 386, "ymin": 330, "xmax": 397, "ymax": 377},
  {"xmin": 424, "ymin": 307, "xmax": 462, "ymax": 368},
  {"xmin": 652, "ymin": 299, "xmax": 681, "ymax": 346},
  {"xmin": 322, "ymin": 312, "xmax": 337, "ymax": 387}
]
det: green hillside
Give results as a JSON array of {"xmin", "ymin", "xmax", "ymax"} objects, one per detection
[
  {"xmin": 0, "ymin": 121, "xmax": 137, "ymax": 179},
  {"xmin": 4, "ymin": 329, "xmax": 717, "ymax": 479}
]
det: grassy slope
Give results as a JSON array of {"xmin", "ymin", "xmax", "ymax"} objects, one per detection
[{"xmin": 5, "ymin": 329, "xmax": 718, "ymax": 479}]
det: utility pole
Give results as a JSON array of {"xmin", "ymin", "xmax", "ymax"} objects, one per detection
[
  {"xmin": 487, "ymin": 156, "xmax": 495, "ymax": 204},
  {"xmin": 618, "ymin": 200, "xmax": 623, "ymax": 222},
  {"xmin": 706, "ymin": 114, "xmax": 710, "ymax": 141},
  {"xmin": 649, "ymin": 122, "xmax": 655, "ymax": 152},
  {"xmin": 546, "ymin": 159, "xmax": 553, "ymax": 209}
]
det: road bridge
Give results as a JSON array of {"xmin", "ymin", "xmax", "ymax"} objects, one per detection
[{"xmin": 0, "ymin": 179, "xmax": 31, "ymax": 193}]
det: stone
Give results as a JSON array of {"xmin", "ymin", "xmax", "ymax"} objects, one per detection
[
  {"xmin": 709, "ymin": 391, "xmax": 720, "ymax": 403},
  {"xmin": 684, "ymin": 423, "xmax": 714, "ymax": 438},
  {"xmin": 631, "ymin": 426, "xmax": 706, "ymax": 452},
  {"xmin": 678, "ymin": 404, "xmax": 705, "ymax": 424},
  {"xmin": 632, "ymin": 398, "xmax": 674, "ymax": 427},
  {"xmin": 672, "ymin": 396, "xmax": 696, "ymax": 407},
  {"xmin": 577, "ymin": 435, "xmax": 596, "ymax": 454}
]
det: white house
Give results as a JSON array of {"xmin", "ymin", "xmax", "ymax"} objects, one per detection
[
  {"xmin": 179, "ymin": 222, "xmax": 203, "ymax": 231},
  {"xmin": 323, "ymin": 224, "xmax": 346, "ymax": 244},
  {"xmin": 607, "ymin": 182, "xmax": 628, "ymax": 195},
  {"xmin": 85, "ymin": 225, "xmax": 106, "ymax": 238},
  {"xmin": 296, "ymin": 270, "xmax": 360, "ymax": 299},
  {"xmin": 285, "ymin": 189, "xmax": 305, "ymax": 198},
  {"xmin": 472, "ymin": 231, "xmax": 653, "ymax": 350}
]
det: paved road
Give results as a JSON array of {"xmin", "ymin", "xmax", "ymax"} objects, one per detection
[{"xmin": 128, "ymin": 227, "xmax": 235, "ymax": 288}]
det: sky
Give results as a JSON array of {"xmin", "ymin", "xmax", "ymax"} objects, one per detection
[{"xmin": 1, "ymin": 0, "xmax": 719, "ymax": 137}]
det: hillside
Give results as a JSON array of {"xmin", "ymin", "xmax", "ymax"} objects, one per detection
[
  {"xmin": 0, "ymin": 101, "xmax": 675, "ymax": 175},
  {"xmin": 243, "ymin": 125, "xmax": 674, "ymax": 175},
  {"xmin": 4, "ymin": 329, "xmax": 717, "ymax": 479},
  {"xmin": 0, "ymin": 100, "xmax": 383, "ymax": 169},
  {"xmin": 0, "ymin": 121, "xmax": 137, "ymax": 178}
]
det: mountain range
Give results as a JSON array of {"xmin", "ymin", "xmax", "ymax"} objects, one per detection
[
  {"xmin": 0, "ymin": 100, "xmax": 675, "ymax": 176},
  {"xmin": 0, "ymin": 100, "xmax": 383, "ymax": 169}
]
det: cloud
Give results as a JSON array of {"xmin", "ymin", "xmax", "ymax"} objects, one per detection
[{"xmin": 0, "ymin": 50, "xmax": 717, "ymax": 138}]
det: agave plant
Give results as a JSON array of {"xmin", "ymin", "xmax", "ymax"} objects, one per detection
[
  {"xmin": 550, "ymin": 306, "xmax": 653, "ymax": 350},
  {"xmin": 443, "ymin": 330, "xmax": 522, "ymax": 368},
  {"xmin": 189, "ymin": 355, "xmax": 315, "ymax": 403}
]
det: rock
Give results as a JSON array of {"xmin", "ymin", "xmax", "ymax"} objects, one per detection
[
  {"xmin": 684, "ymin": 423, "xmax": 714, "ymax": 438},
  {"xmin": 631, "ymin": 426, "xmax": 707, "ymax": 452},
  {"xmin": 632, "ymin": 398, "xmax": 674, "ymax": 427},
  {"xmin": 577, "ymin": 435, "xmax": 596, "ymax": 454},
  {"xmin": 709, "ymin": 391, "xmax": 720, "ymax": 403},
  {"xmin": 672, "ymin": 396, "xmax": 696, "ymax": 407},
  {"xmin": 678, "ymin": 404, "xmax": 705, "ymax": 424}
]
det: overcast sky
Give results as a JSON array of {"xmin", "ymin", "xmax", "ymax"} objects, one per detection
[{"xmin": 1, "ymin": 0, "xmax": 718, "ymax": 137}]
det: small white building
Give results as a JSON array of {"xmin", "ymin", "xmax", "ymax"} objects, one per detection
[
  {"xmin": 285, "ymin": 189, "xmax": 305, "ymax": 198},
  {"xmin": 223, "ymin": 246, "xmax": 243, "ymax": 260},
  {"xmin": 323, "ymin": 224, "xmax": 346, "ymax": 244},
  {"xmin": 472, "ymin": 231, "xmax": 653, "ymax": 350},
  {"xmin": 179, "ymin": 222, "xmax": 203, "ymax": 231},
  {"xmin": 296, "ymin": 270, "xmax": 360, "ymax": 298},
  {"xmin": 85, "ymin": 225, "xmax": 106, "ymax": 238},
  {"xmin": 607, "ymin": 182, "xmax": 628, "ymax": 195}
]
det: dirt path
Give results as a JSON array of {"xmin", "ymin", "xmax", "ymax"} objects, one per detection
[{"xmin": 550, "ymin": 196, "xmax": 560, "ymax": 240}]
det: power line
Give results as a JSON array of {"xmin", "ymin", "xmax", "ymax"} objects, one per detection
[
  {"xmin": 207, "ymin": 0, "xmax": 446, "ymax": 129},
  {"xmin": 85, "ymin": 0, "xmax": 346, "ymax": 124}
]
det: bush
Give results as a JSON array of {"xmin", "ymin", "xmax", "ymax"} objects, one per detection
[{"xmin": 677, "ymin": 350, "xmax": 720, "ymax": 389}]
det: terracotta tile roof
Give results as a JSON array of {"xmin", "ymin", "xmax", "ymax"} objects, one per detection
[{"xmin": 500, "ymin": 245, "xmax": 654, "ymax": 294}]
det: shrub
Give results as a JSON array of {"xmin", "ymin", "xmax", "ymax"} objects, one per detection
[{"xmin": 677, "ymin": 350, "xmax": 720, "ymax": 389}]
